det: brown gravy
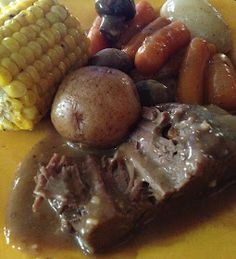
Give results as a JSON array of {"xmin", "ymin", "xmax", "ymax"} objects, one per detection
[
  {"xmin": 5, "ymin": 130, "xmax": 236, "ymax": 257},
  {"xmin": 5, "ymin": 130, "xmax": 112, "ymax": 255}
]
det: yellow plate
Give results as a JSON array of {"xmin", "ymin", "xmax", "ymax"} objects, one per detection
[{"xmin": 1, "ymin": 0, "xmax": 236, "ymax": 258}]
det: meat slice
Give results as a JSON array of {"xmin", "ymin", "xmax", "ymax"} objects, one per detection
[
  {"xmin": 126, "ymin": 104, "xmax": 236, "ymax": 199},
  {"xmin": 33, "ymin": 104, "xmax": 236, "ymax": 253},
  {"xmin": 33, "ymin": 153, "xmax": 155, "ymax": 253},
  {"xmin": 33, "ymin": 154, "xmax": 88, "ymax": 215}
]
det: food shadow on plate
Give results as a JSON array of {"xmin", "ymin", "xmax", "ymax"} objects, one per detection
[{"xmin": 103, "ymin": 183, "xmax": 236, "ymax": 256}]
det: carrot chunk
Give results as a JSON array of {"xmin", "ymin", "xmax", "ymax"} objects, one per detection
[
  {"xmin": 206, "ymin": 53, "xmax": 236, "ymax": 111},
  {"xmin": 176, "ymin": 37, "xmax": 215, "ymax": 104},
  {"xmin": 116, "ymin": 1, "xmax": 157, "ymax": 48},
  {"xmin": 135, "ymin": 21, "xmax": 191, "ymax": 75},
  {"xmin": 88, "ymin": 16, "xmax": 109, "ymax": 56},
  {"xmin": 123, "ymin": 17, "xmax": 171, "ymax": 59}
]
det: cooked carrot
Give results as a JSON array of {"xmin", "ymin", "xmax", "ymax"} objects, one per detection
[
  {"xmin": 135, "ymin": 21, "xmax": 191, "ymax": 75},
  {"xmin": 123, "ymin": 17, "xmax": 171, "ymax": 59},
  {"xmin": 115, "ymin": 1, "xmax": 157, "ymax": 49},
  {"xmin": 176, "ymin": 38, "xmax": 216, "ymax": 104},
  {"xmin": 156, "ymin": 47, "xmax": 186, "ymax": 79},
  {"xmin": 87, "ymin": 16, "xmax": 109, "ymax": 56},
  {"xmin": 206, "ymin": 53, "xmax": 236, "ymax": 111}
]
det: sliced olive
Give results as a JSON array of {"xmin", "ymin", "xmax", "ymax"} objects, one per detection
[
  {"xmin": 95, "ymin": 0, "xmax": 136, "ymax": 21},
  {"xmin": 100, "ymin": 15, "xmax": 125, "ymax": 43},
  {"xmin": 89, "ymin": 48, "xmax": 133, "ymax": 73},
  {"xmin": 136, "ymin": 80, "xmax": 171, "ymax": 106}
]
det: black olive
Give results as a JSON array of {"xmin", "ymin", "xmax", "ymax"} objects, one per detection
[
  {"xmin": 100, "ymin": 15, "xmax": 125, "ymax": 43},
  {"xmin": 89, "ymin": 48, "xmax": 133, "ymax": 73},
  {"xmin": 136, "ymin": 80, "xmax": 172, "ymax": 106},
  {"xmin": 95, "ymin": 0, "xmax": 136, "ymax": 21}
]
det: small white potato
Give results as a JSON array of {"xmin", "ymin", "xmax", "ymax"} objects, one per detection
[
  {"xmin": 51, "ymin": 66, "xmax": 141, "ymax": 148},
  {"xmin": 160, "ymin": 0, "xmax": 232, "ymax": 53}
]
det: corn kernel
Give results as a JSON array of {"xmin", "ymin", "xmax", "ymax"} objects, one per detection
[
  {"xmin": 1, "ymin": 57, "xmax": 19, "ymax": 77},
  {"xmin": 11, "ymin": 112, "xmax": 22, "ymax": 123},
  {"xmin": 20, "ymin": 90, "xmax": 37, "ymax": 106},
  {"xmin": 64, "ymin": 15, "xmax": 80, "ymax": 28},
  {"xmin": 51, "ymin": 5, "xmax": 68, "ymax": 21},
  {"xmin": 47, "ymin": 48, "xmax": 60, "ymax": 65},
  {"xmin": 25, "ymin": 66, "xmax": 40, "ymax": 83},
  {"xmin": 0, "ymin": 14, "xmax": 6, "ymax": 27},
  {"xmin": 31, "ymin": 83, "xmax": 42, "ymax": 97},
  {"xmin": 0, "ymin": 66, "xmax": 12, "ymax": 86},
  {"xmin": 81, "ymin": 40, "xmax": 88, "ymax": 52},
  {"xmin": 0, "ymin": 26, "xmax": 13, "ymax": 37},
  {"xmin": 28, "ymin": 5, "xmax": 44, "ymax": 19},
  {"xmin": 13, "ymin": 1, "xmax": 27, "ymax": 11},
  {"xmin": 17, "ymin": 71, "xmax": 33, "ymax": 88},
  {"xmin": 41, "ymin": 54, "xmax": 53, "ymax": 71},
  {"xmin": 38, "ymin": 0, "xmax": 54, "ymax": 4},
  {"xmin": 36, "ymin": 18, "xmax": 50, "ymax": 29},
  {"xmin": 58, "ymin": 61, "xmax": 66, "ymax": 75},
  {"xmin": 46, "ymin": 12, "xmax": 61, "ymax": 24},
  {"xmin": 4, "ymin": 19, "xmax": 21, "ymax": 33},
  {"xmin": 16, "ymin": 0, "xmax": 34, "ymax": 11},
  {"xmin": 28, "ymin": 41, "xmax": 42, "ymax": 59},
  {"xmin": 3, "ymin": 81, "xmax": 27, "ymax": 98},
  {"xmin": 19, "ymin": 47, "xmax": 35, "ymax": 64},
  {"xmin": 2, "ymin": 37, "xmax": 20, "ymax": 52},
  {"xmin": 54, "ymin": 45, "xmax": 64, "ymax": 59},
  {"xmin": 0, "ymin": 31, "xmax": 4, "ymax": 42},
  {"xmin": 40, "ymin": 29, "xmax": 55, "ymax": 47},
  {"xmin": 24, "ymin": 9, "xmax": 37, "ymax": 24},
  {"xmin": 14, "ymin": 116, "xmax": 33, "ymax": 130},
  {"xmin": 16, "ymin": 12, "xmax": 29, "ymax": 27},
  {"xmin": 36, "ymin": 37, "xmax": 48, "ymax": 52},
  {"xmin": 68, "ymin": 28, "xmax": 81, "ymax": 44},
  {"xmin": 0, "ymin": 45, "xmax": 10, "ymax": 58},
  {"xmin": 51, "ymin": 27, "xmax": 61, "ymax": 43},
  {"xmin": 52, "ymin": 22, "xmax": 67, "ymax": 38},
  {"xmin": 1, "ymin": 117, "xmax": 16, "ymax": 130},
  {"xmin": 13, "ymin": 31, "xmax": 28, "ymax": 46},
  {"xmin": 35, "ymin": 0, "xmax": 53, "ymax": 12},
  {"xmin": 64, "ymin": 34, "xmax": 76, "ymax": 50},
  {"xmin": 33, "ymin": 60, "xmax": 47, "ymax": 76},
  {"xmin": 29, "ymin": 24, "xmax": 41, "ymax": 33},
  {"xmin": 67, "ymin": 52, "xmax": 77, "ymax": 66},
  {"xmin": 20, "ymin": 26, "xmax": 37, "ymax": 40},
  {"xmin": 60, "ymin": 41, "xmax": 69, "ymax": 55},
  {"xmin": 7, "ymin": 97, "xmax": 24, "ymax": 111},
  {"xmin": 22, "ymin": 106, "xmax": 39, "ymax": 120},
  {"xmin": 45, "ymin": 72, "xmax": 54, "ymax": 86},
  {"xmin": 11, "ymin": 53, "xmax": 27, "ymax": 70}
]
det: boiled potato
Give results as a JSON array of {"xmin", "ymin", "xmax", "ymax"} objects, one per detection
[
  {"xmin": 51, "ymin": 66, "xmax": 141, "ymax": 148},
  {"xmin": 160, "ymin": 0, "xmax": 232, "ymax": 53}
]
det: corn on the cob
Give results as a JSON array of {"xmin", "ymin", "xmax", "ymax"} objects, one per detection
[{"xmin": 0, "ymin": 0, "xmax": 89, "ymax": 130}]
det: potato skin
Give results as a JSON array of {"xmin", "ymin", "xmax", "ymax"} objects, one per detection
[{"xmin": 51, "ymin": 66, "xmax": 141, "ymax": 148}]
